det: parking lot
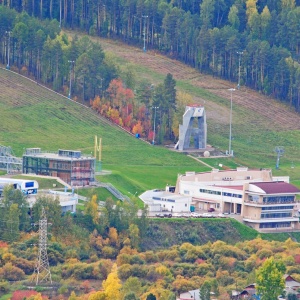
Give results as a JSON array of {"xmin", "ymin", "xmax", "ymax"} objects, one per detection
[{"xmin": 146, "ymin": 209, "xmax": 245, "ymax": 221}]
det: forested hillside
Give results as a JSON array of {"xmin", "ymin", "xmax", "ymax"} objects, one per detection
[
  {"xmin": 1, "ymin": 0, "xmax": 300, "ymax": 110},
  {"xmin": 1, "ymin": 186, "xmax": 300, "ymax": 300}
]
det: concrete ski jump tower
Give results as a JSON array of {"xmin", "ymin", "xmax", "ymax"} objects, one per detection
[{"xmin": 177, "ymin": 105, "xmax": 207, "ymax": 151}]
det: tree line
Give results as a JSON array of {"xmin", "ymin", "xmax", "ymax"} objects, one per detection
[
  {"xmin": 0, "ymin": 6, "xmax": 118, "ymax": 100},
  {"xmin": 2, "ymin": 0, "xmax": 300, "ymax": 110},
  {"xmin": 91, "ymin": 73, "xmax": 177, "ymax": 143}
]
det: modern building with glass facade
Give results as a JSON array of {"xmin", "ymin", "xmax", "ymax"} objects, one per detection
[{"xmin": 22, "ymin": 148, "xmax": 95, "ymax": 186}]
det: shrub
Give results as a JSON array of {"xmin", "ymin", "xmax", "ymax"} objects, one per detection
[
  {"xmin": 73, "ymin": 265, "xmax": 94, "ymax": 280},
  {"xmin": 195, "ymin": 263, "xmax": 214, "ymax": 276},
  {"xmin": 0, "ymin": 280, "xmax": 10, "ymax": 293},
  {"xmin": 48, "ymin": 249, "xmax": 64, "ymax": 266},
  {"xmin": 14, "ymin": 257, "xmax": 35, "ymax": 274},
  {"xmin": 58, "ymin": 285, "xmax": 69, "ymax": 295},
  {"xmin": 256, "ymin": 249, "xmax": 273, "ymax": 259},
  {"xmin": 102, "ymin": 246, "xmax": 117, "ymax": 259},
  {"xmin": 130, "ymin": 255, "xmax": 145, "ymax": 265},
  {"xmin": 98, "ymin": 259, "xmax": 113, "ymax": 280},
  {"xmin": 0, "ymin": 263, "xmax": 25, "ymax": 281},
  {"xmin": 11, "ymin": 290, "xmax": 39, "ymax": 300},
  {"xmin": 2, "ymin": 253, "xmax": 16, "ymax": 263},
  {"xmin": 216, "ymin": 269, "xmax": 235, "ymax": 286},
  {"xmin": 118, "ymin": 264, "xmax": 132, "ymax": 281},
  {"xmin": 143, "ymin": 251, "xmax": 159, "ymax": 263}
]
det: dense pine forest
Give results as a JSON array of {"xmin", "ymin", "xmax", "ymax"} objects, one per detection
[{"xmin": 2, "ymin": 0, "xmax": 300, "ymax": 111}]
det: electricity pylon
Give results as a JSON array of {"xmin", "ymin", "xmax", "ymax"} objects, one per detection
[{"xmin": 32, "ymin": 207, "xmax": 52, "ymax": 285}]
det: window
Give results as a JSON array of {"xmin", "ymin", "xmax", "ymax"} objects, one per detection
[
  {"xmin": 261, "ymin": 212, "xmax": 292, "ymax": 219},
  {"xmin": 25, "ymin": 182, "xmax": 34, "ymax": 188},
  {"xmin": 262, "ymin": 206, "xmax": 294, "ymax": 211},
  {"xmin": 259, "ymin": 222, "xmax": 291, "ymax": 229},
  {"xmin": 199, "ymin": 189, "xmax": 221, "ymax": 195},
  {"xmin": 263, "ymin": 196, "xmax": 294, "ymax": 204},
  {"xmin": 249, "ymin": 195, "xmax": 260, "ymax": 202}
]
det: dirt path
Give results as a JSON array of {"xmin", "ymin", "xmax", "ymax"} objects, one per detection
[{"xmin": 187, "ymin": 155, "xmax": 214, "ymax": 169}]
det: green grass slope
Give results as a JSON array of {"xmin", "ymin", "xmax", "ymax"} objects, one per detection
[
  {"xmin": 0, "ymin": 68, "xmax": 209, "ymax": 194},
  {"xmin": 80, "ymin": 33, "xmax": 300, "ymax": 185},
  {"xmin": 142, "ymin": 218, "xmax": 300, "ymax": 250}
]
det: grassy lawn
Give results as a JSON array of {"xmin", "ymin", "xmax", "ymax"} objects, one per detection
[{"xmin": 77, "ymin": 187, "xmax": 119, "ymax": 202}]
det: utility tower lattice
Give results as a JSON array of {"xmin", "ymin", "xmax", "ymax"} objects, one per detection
[{"xmin": 32, "ymin": 207, "xmax": 52, "ymax": 285}]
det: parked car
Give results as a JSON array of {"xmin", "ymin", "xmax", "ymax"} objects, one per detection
[
  {"xmin": 155, "ymin": 213, "xmax": 165, "ymax": 218},
  {"xmin": 202, "ymin": 213, "xmax": 213, "ymax": 218},
  {"xmin": 191, "ymin": 212, "xmax": 200, "ymax": 218},
  {"xmin": 163, "ymin": 213, "xmax": 172, "ymax": 218},
  {"xmin": 208, "ymin": 207, "xmax": 215, "ymax": 212},
  {"xmin": 173, "ymin": 213, "xmax": 183, "ymax": 218},
  {"xmin": 182, "ymin": 213, "xmax": 191, "ymax": 218}
]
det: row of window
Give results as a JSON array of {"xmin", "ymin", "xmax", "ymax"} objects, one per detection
[
  {"xmin": 261, "ymin": 212, "xmax": 292, "ymax": 219},
  {"xmin": 199, "ymin": 189, "xmax": 221, "ymax": 195},
  {"xmin": 259, "ymin": 222, "xmax": 291, "ymax": 229},
  {"xmin": 263, "ymin": 196, "xmax": 294, "ymax": 204},
  {"xmin": 199, "ymin": 189, "xmax": 242, "ymax": 198},
  {"xmin": 51, "ymin": 163, "xmax": 71, "ymax": 170},
  {"xmin": 152, "ymin": 197, "xmax": 175, "ymax": 203},
  {"xmin": 262, "ymin": 206, "xmax": 294, "ymax": 211}
]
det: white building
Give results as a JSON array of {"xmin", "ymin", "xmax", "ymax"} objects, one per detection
[
  {"xmin": 0, "ymin": 176, "xmax": 78, "ymax": 213},
  {"xmin": 27, "ymin": 190, "xmax": 78, "ymax": 213},
  {"xmin": 141, "ymin": 167, "xmax": 300, "ymax": 232},
  {"xmin": 0, "ymin": 178, "xmax": 39, "ymax": 196},
  {"xmin": 139, "ymin": 189, "xmax": 192, "ymax": 213}
]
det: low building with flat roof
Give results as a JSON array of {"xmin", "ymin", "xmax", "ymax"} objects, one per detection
[
  {"xmin": 139, "ymin": 189, "xmax": 192, "ymax": 213},
  {"xmin": 27, "ymin": 190, "xmax": 78, "ymax": 213},
  {"xmin": 0, "ymin": 178, "xmax": 39, "ymax": 196}
]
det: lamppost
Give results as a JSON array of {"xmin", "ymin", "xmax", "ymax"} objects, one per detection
[
  {"xmin": 100, "ymin": 78, "xmax": 104, "ymax": 97},
  {"xmin": 237, "ymin": 51, "xmax": 243, "ymax": 90},
  {"xmin": 152, "ymin": 106, "xmax": 159, "ymax": 145},
  {"xmin": 68, "ymin": 60, "xmax": 75, "ymax": 99},
  {"xmin": 142, "ymin": 15, "xmax": 148, "ymax": 52},
  {"xmin": 228, "ymin": 88, "xmax": 235, "ymax": 156},
  {"xmin": 59, "ymin": 0, "xmax": 62, "ymax": 28},
  {"xmin": 6, "ymin": 31, "xmax": 11, "ymax": 70}
]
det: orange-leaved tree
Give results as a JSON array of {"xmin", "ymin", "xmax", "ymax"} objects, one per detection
[{"xmin": 132, "ymin": 121, "xmax": 143, "ymax": 136}]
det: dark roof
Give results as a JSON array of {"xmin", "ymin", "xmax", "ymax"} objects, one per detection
[{"xmin": 251, "ymin": 181, "xmax": 300, "ymax": 194}]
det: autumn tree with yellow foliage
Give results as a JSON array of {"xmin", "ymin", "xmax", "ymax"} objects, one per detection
[
  {"xmin": 85, "ymin": 195, "xmax": 99, "ymax": 225},
  {"xmin": 172, "ymin": 91, "xmax": 194, "ymax": 139}
]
